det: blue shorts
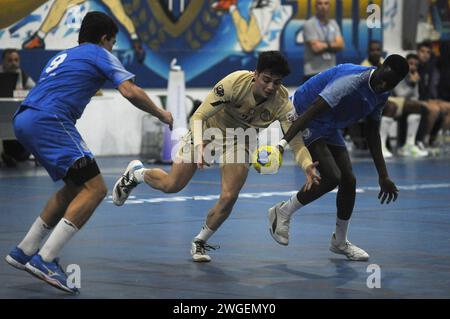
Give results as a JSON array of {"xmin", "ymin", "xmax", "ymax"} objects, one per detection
[
  {"xmin": 301, "ymin": 120, "xmax": 345, "ymax": 148},
  {"xmin": 13, "ymin": 105, "xmax": 94, "ymax": 182}
]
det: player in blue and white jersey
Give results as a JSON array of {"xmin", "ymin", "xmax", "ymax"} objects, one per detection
[
  {"xmin": 5, "ymin": 11, "xmax": 173, "ymax": 294},
  {"xmin": 267, "ymin": 55, "xmax": 409, "ymax": 261}
]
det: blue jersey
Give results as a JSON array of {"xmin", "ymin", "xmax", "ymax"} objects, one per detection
[
  {"xmin": 292, "ymin": 64, "xmax": 390, "ymax": 129},
  {"xmin": 22, "ymin": 43, "xmax": 134, "ymax": 122}
]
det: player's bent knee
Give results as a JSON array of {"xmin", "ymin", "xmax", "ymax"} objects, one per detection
[
  {"xmin": 324, "ymin": 172, "xmax": 341, "ymax": 190},
  {"xmin": 86, "ymin": 187, "xmax": 107, "ymax": 205},
  {"xmin": 84, "ymin": 177, "xmax": 108, "ymax": 202},
  {"xmin": 219, "ymin": 192, "xmax": 239, "ymax": 206},
  {"xmin": 93, "ymin": 184, "xmax": 108, "ymax": 201}
]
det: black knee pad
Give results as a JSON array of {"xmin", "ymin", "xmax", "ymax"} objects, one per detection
[{"xmin": 63, "ymin": 157, "xmax": 100, "ymax": 186}]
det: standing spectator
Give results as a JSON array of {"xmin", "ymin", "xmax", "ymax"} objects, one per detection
[
  {"xmin": 394, "ymin": 54, "xmax": 429, "ymax": 157},
  {"xmin": 302, "ymin": 0, "xmax": 344, "ymax": 83}
]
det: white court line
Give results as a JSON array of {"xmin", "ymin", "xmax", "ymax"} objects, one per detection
[{"xmin": 106, "ymin": 183, "xmax": 450, "ymax": 205}]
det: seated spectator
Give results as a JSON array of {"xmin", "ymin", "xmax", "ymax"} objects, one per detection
[
  {"xmin": 417, "ymin": 40, "xmax": 450, "ymax": 147},
  {"xmin": 361, "ymin": 40, "xmax": 384, "ymax": 67},
  {"xmin": 0, "ymin": 48, "xmax": 35, "ymax": 90},
  {"xmin": 393, "ymin": 53, "xmax": 429, "ymax": 157},
  {"xmin": 0, "ymin": 48, "xmax": 35, "ymax": 167}
]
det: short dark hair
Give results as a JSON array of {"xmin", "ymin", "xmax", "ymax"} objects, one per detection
[
  {"xmin": 78, "ymin": 11, "xmax": 119, "ymax": 44},
  {"xmin": 256, "ymin": 51, "xmax": 291, "ymax": 77},
  {"xmin": 417, "ymin": 40, "xmax": 432, "ymax": 50},
  {"xmin": 2, "ymin": 48, "xmax": 19, "ymax": 60},
  {"xmin": 406, "ymin": 53, "xmax": 419, "ymax": 61},
  {"xmin": 383, "ymin": 54, "xmax": 409, "ymax": 79},
  {"xmin": 368, "ymin": 40, "xmax": 381, "ymax": 48}
]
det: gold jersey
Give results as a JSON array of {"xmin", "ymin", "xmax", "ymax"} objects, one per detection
[{"xmin": 190, "ymin": 71, "xmax": 312, "ymax": 170}]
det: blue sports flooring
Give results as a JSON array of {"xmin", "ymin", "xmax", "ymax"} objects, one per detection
[{"xmin": 1, "ymin": 154, "xmax": 450, "ymax": 299}]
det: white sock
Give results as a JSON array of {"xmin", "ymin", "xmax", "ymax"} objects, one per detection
[
  {"xmin": 39, "ymin": 218, "xmax": 78, "ymax": 262},
  {"xmin": 133, "ymin": 168, "xmax": 147, "ymax": 184},
  {"xmin": 335, "ymin": 217, "xmax": 350, "ymax": 244},
  {"xmin": 380, "ymin": 117, "xmax": 394, "ymax": 149},
  {"xmin": 406, "ymin": 114, "xmax": 421, "ymax": 146},
  {"xmin": 279, "ymin": 193, "xmax": 303, "ymax": 219},
  {"xmin": 18, "ymin": 217, "xmax": 52, "ymax": 256},
  {"xmin": 194, "ymin": 224, "xmax": 215, "ymax": 243}
]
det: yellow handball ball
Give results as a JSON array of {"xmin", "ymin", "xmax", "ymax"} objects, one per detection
[{"xmin": 252, "ymin": 145, "xmax": 282, "ymax": 174}]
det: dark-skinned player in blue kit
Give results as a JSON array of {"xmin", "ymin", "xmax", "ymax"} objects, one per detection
[{"xmin": 267, "ymin": 55, "xmax": 409, "ymax": 261}]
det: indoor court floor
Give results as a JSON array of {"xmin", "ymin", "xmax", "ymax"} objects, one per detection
[{"xmin": 1, "ymin": 154, "xmax": 449, "ymax": 299}]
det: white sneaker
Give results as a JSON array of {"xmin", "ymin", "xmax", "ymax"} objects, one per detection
[
  {"xmin": 190, "ymin": 240, "xmax": 218, "ymax": 262},
  {"xmin": 329, "ymin": 233, "xmax": 369, "ymax": 261},
  {"xmin": 397, "ymin": 144, "xmax": 428, "ymax": 158},
  {"xmin": 416, "ymin": 141, "xmax": 429, "ymax": 155},
  {"xmin": 112, "ymin": 160, "xmax": 144, "ymax": 206},
  {"xmin": 268, "ymin": 201, "xmax": 290, "ymax": 246}
]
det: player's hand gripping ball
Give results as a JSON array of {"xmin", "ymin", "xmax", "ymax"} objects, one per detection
[{"xmin": 252, "ymin": 145, "xmax": 282, "ymax": 174}]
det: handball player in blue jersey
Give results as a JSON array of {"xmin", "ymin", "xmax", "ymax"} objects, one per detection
[
  {"xmin": 267, "ymin": 55, "xmax": 409, "ymax": 261},
  {"xmin": 5, "ymin": 12, "xmax": 173, "ymax": 293}
]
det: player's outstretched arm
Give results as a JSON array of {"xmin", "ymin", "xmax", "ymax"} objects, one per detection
[
  {"xmin": 118, "ymin": 80, "xmax": 173, "ymax": 130},
  {"xmin": 365, "ymin": 117, "xmax": 399, "ymax": 204},
  {"xmin": 277, "ymin": 107, "xmax": 321, "ymax": 190},
  {"xmin": 279, "ymin": 96, "xmax": 330, "ymax": 147}
]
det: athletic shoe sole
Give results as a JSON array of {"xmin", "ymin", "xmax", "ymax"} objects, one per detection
[
  {"xmin": 268, "ymin": 206, "xmax": 288, "ymax": 246},
  {"xmin": 112, "ymin": 160, "xmax": 143, "ymax": 206},
  {"xmin": 190, "ymin": 245, "xmax": 212, "ymax": 263},
  {"xmin": 5, "ymin": 255, "xmax": 27, "ymax": 270},
  {"xmin": 25, "ymin": 263, "xmax": 78, "ymax": 294},
  {"xmin": 191, "ymin": 255, "xmax": 211, "ymax": 262},
  {"xmin": 329, "ymin": 245, "xmax": 369, "ymax": 261}
]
